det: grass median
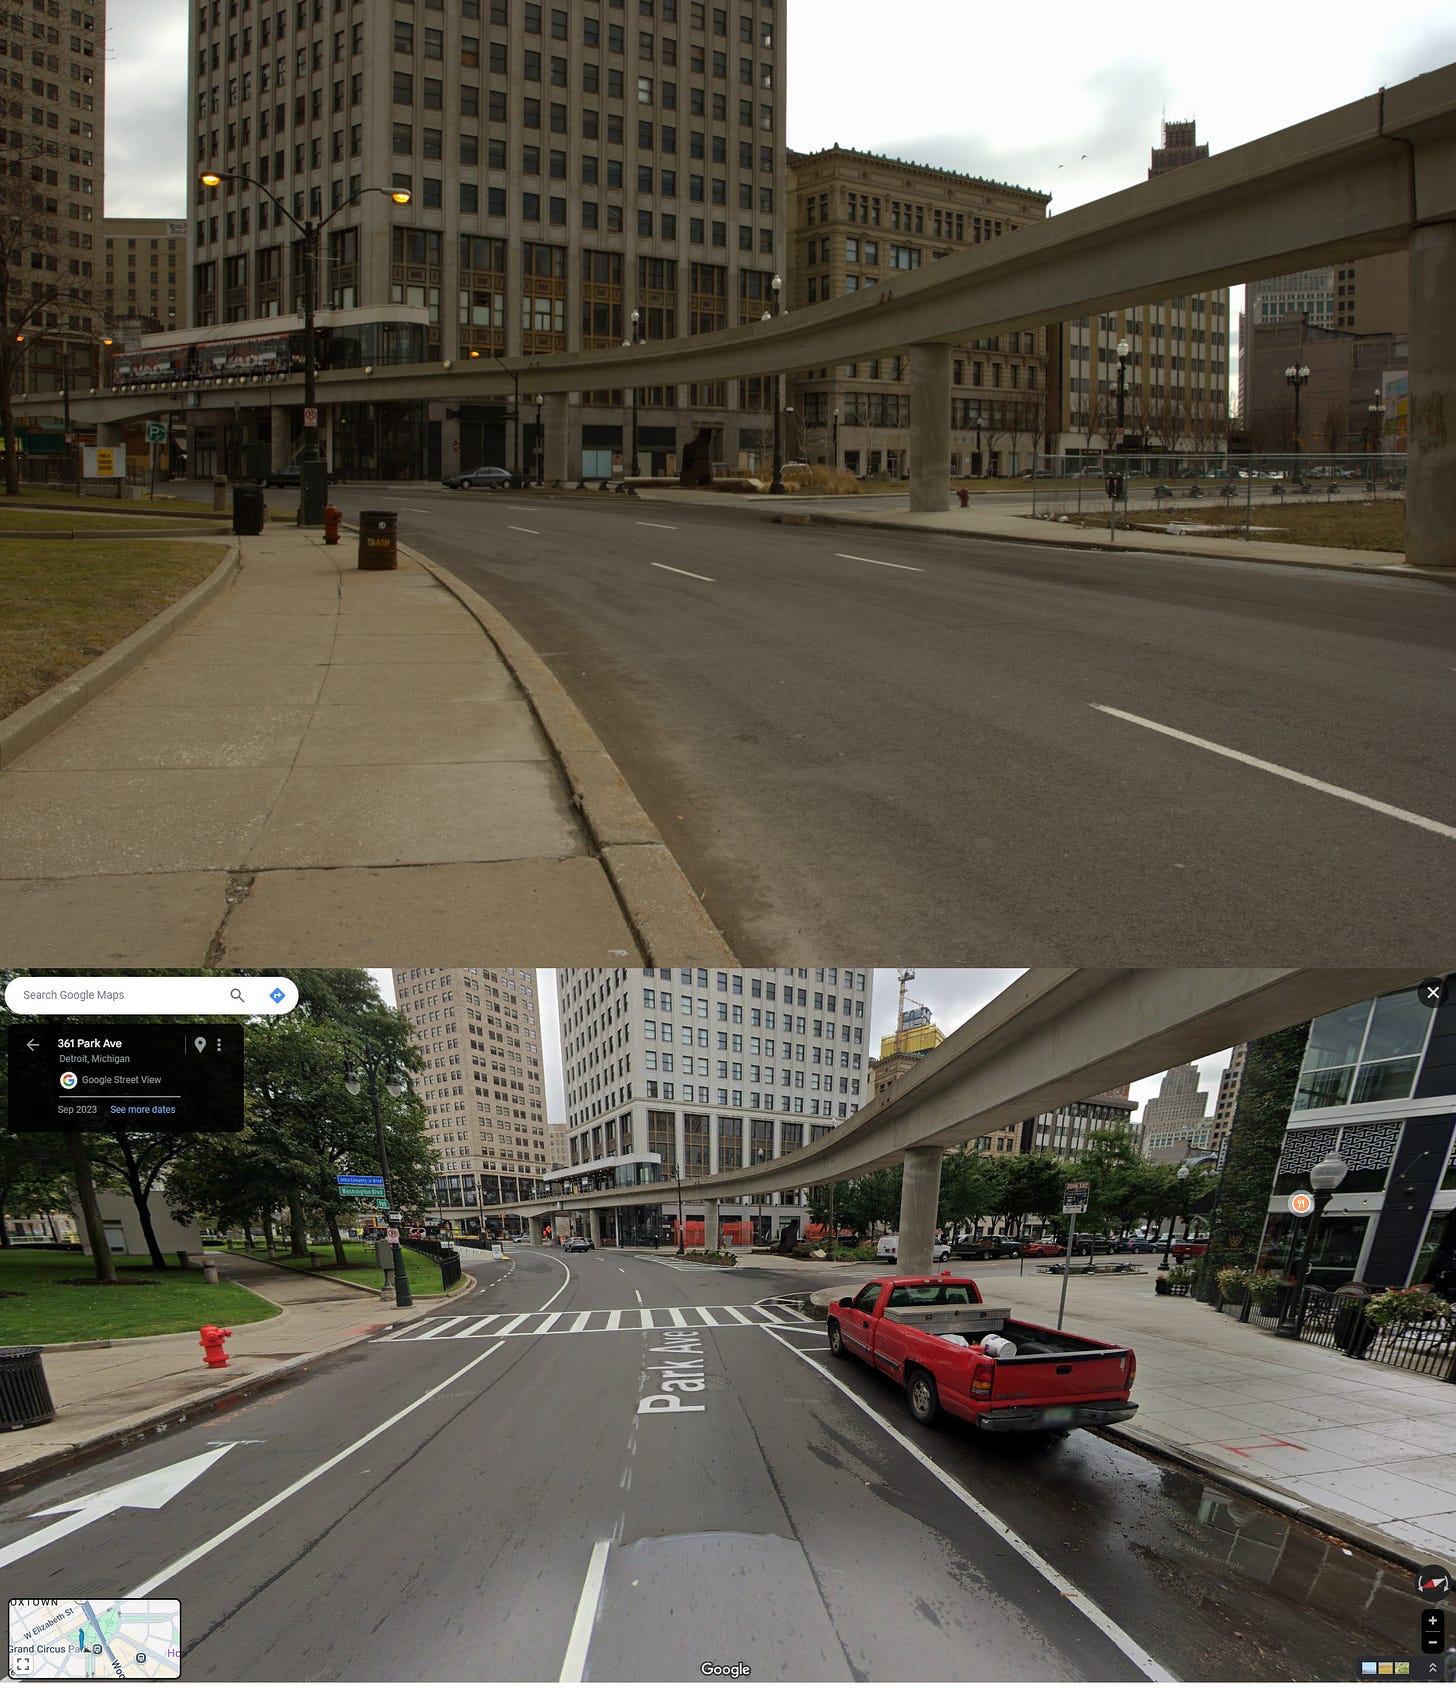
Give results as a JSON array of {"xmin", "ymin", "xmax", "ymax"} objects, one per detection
[
  {"xmin": 0, "ymin": 537, "xmax": 230, "ymax": 721},
  {"xmin": 0, "ymin": 1247, "xmax": 281, "ymax": 1345},
  {"xmin": 233, "ymin": 1240, "xmax": 456, "ymax": 1296},
  {"xmin": 0, "ymin": 508, "xmax": 221, "ymax": 534},
  {"xmin": 1068, "ymin": 498, "xmax": 1405, "ymax": 552},
  {"xmin": 1, "ymin": 489, "xmax": 223, "ymax": 518}
]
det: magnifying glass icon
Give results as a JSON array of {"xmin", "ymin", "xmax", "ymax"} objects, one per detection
[{"xmin": 230, "ymin": 988, "xmax": 245, "ymax": 1003}]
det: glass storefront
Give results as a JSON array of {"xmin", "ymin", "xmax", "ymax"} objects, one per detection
[
  {"xmin": 1293, "ymin": 988, "xmax": 1435, "ymax": 1112},
  {"xmin": 1257, "ymin": 1211, "xmax": 1370, "ymax": 1287},
  {"xmin": 332, "ymin": 400, "xmax": 430, "ymax": 479}
]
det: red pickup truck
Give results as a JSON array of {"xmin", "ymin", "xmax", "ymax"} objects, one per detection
[{"xmin": 826, "ymin": 1273, "xmax": 1138, "ymax": 1435}]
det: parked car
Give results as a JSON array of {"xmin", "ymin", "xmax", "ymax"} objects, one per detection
[
  {"xmin": 563, "ymin": 1235, "xmax": 592, "ymax": 1252},
  {"xmin": 951, "ymin": 1235, "xmax": 1022, "ymax": 1261},
  {"xmin": 877, "ymin": 1234, "xmax": 950, "ymax": 1264},
  {"xmin": 1171, "ymin": 1240, "xmax": 1208, "ymax": 1261},
  {"xmin": 442, "ymin": 465, "xmax": 515, "ymax": 490},
  {"xmin": 826, "ymin": 1274, "xmax": 1138, "ymax": 1435},
  {"xmin": 1022, "ymin": 1239, "xmax": 1065, "ymax": 1257},
  {"xmin": 265, "ymin": 461, "xmax": 335, "ymax": 488}
]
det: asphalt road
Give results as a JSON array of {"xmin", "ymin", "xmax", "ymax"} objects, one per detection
[
  {"xmin": 308, "ymin": 487, "xmax": 1453, "ymax": 962},
  {"xmin": 1, "ymin": 1247, "xmax": 1424, "ymax": 1682}
]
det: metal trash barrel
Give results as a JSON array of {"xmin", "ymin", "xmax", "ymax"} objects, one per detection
[
  {"xmin": 212, "ymin": 475, "xmax": 228, "ymax": 513},
  {"xmin": 358, "ymin": 509, "xmax": 399, "ymax": 570},
  {"xmin": 231, "ymin": 482, "xmax": 265, "ymax": 536},
  {"xmin": 0, "ymin": 1347, "xmax": 56, "ymax": 1431}
]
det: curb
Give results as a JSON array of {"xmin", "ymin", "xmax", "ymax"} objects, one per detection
[
  {"xmin": 0, "ymin": 540, "xmax": 241, "ymax": 770},
  {"xmin": 778, "ymin": 510, "xmax": 1445, "ymax": 581},
  {"xmin": 395, "ymin": 537, "xmax": 735, "ymax": 963}
]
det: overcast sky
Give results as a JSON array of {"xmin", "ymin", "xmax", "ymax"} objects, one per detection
[
  {"xmin": 366, "ymin": 969, "xmax": 1232, "ymax": 1127},
  {"xmin": 104, "ymin": 0, "xmax": 1456, "ymax": 219}
]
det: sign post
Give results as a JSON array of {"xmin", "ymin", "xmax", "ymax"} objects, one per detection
[
  {"xmin": 1057, "ymin": 1180, "xmax": 1090, "ymax": 1329},
  {"xmin": 146, "ymin": 421, "xmax": 167, "ymax": 500}
]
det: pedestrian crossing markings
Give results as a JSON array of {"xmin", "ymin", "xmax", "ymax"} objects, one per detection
[{"xmin": 380, "ymin": 1302, "xmax": 817, "ymax": 1340}]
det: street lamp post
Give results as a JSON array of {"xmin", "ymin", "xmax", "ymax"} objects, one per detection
[
  {"xmin": 1159, "ymin": 1164, "xmax": 1190, "ymax": 1270},
  {"xmin": 1115, "ymin": 337, "xmax": 1131, "ymax": 451},
  {"xmin": 1367, "ymin": 390, "xmax": 1385, "ymax": 471},
  {"xmin": 533, "ymin": 392, "xmax": 543, "ymax": 485},
  {"xmin": 343, "ymin": 1045, "xmax": 413, "ymax": 1307},
  {"xmin": 623, "ymin": 308, "xmax": 643, "ymax": 478},
  {"xmin": 1275, "ymin": 1151, "xmax": 1349, "ymax": 1338},
  {"xmin": 199, "ymin": 170, "xmax": 411, "ymax": 522},
  {"xmin": 673, "ymin": 1162, "xmax": 686, "ymax": 1255},
  {"xmin": 832, "ymin": 405, "xmax": 839, "ymax": 472},
  {"xmin": 768, "ymin": 274, "xmax": 785, "ymax": 494},
  {"xmin": 486, "ymin": 353, "xmax": 523, "ymax": 488},
  {"xmin": 1284, "ymin": 362, "xmax": 1310, "ymax": 457},
  {"xmin": 974, "ymin": 413, "xmax": 988, "ymax": 478}
]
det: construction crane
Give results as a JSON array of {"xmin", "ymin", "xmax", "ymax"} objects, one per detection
[{"xmin": 892, "ymin": 969, "xmax": 935, "ymax": 1055}]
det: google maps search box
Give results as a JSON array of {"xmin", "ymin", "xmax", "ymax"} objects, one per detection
[{"xmin": 5, "ymin": 977, "xmax": 299, "ymax": 1016}]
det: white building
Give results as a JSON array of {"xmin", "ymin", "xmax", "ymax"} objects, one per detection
[
  {"xmin": 554, "ymin": 965, "xmax": 874, "ymax": 1244},
  {"xmin": 1139, "ymin": 1062, "xmax": 1214, "ymax": 1162}
]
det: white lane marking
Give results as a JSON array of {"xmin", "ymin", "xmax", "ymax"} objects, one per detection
[
  {"xmin": 508, "ymin": 525, "xmax": 540, "ymax": 535},
  {"xmin": 558, "ymin": 1538, "xmax": 612, "ymax": 1683},
  {"xmin": 761, "ymin": 1327, "xmax": 1176, "ymax": 1682},
  {"xmin": 633, "ymin": 1288, "xmax": 643, "ymax": 1304},
  {"xmin": 668, "ymin": 1306, "xmax": 688, "ymax": 1327},
  {"xmin": 723, "ymin": 1305, "xmax": 753, "ymax": 1325},
  {"xmin": 494, "ymin": 1313, "xmax": 531, "ymax": 1336},
  {"xmin": 638, "ymin": 521, "xmax": 679, "ymax": 529},
  {"xmin": 640, "ymin": 1308, "xmax": 656, "ymax": 1329},
  {"xmin": 411, "ymin": 1315, "xmax": 472, "ymax": 1339},
  {"xmin": 697, "ymin": 1306, "xmax": 723, "ymax": 1326},
  {"xmin": 536, "ymin": 1311, "xmax": 564, "ymax": 1333},
  {"xmin": 1093, "ymin": 705, "xmax": 1456, "ymax": 842},
  {"xmin": 570, "ymin": 1310, "xmax": 592, "ymax": 1332},
  {"xmin": 540, "ymin": 1251, "xmax": 573, "ymax": 1312},
  {"xmin": 125, "ymin": 1344, "xmax": 504, "ymax": 1598},
  {"xmin": 606, "ymin": 1309, "xmax": 623, "ymax": 1330},
  {"xmin": 449, "ymin": 1315, "xmax": 503, "ymax": 1340},
  {"xmin": 834, "ymin": 551, "xmax": 923, "ymax": 573},
  {"xmin": 648, "ymin": 561, "xmax": 715, "ymax": 582}
]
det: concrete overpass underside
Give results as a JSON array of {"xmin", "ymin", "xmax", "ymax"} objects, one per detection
[
  {"xmin": 68, "ymin": 63, "xmax": 1456, "ymax": 564},
  {"xmin": 495, "ymin": 968, "xmax": 1428, "ymax": 1272}
]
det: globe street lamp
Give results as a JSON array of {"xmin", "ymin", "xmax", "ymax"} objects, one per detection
[
  {"xmin": 199, "ymin": 170, "xmax": 411, "ymax": 522},
  {"xmin": 1159, "ymin": 1164, "xmax": 1190, "ymax": 1270},
  {"xmin": 672, "ymin": 1161, "xmax": 686, "ymax": 1255},
  {"xmin": 1284, "ymin": 362, "xmax": 1310, "ymax": 455},
  {"xmin": 768, "ymin": 273, "xmax": 785, "ymax": 494},
  {"xmin": 623, "ymin": 307, "xmax": 643, "ymax": 477},
  {"xmin": 832, "ymin": 405, "xmax": 839, "ymax": 472},
  {"xmin": 1367, "ymin": 390, "xmax": 1385, "ymax": 464},
  {"xmin": 1275, "ymin": 1150, "xmax": 1349, "ymax": 1339},
  {"xmin": 1116, "ymin": 338, "xmax": 1131, "ymax": 450},
  {"xmin": 974, "ymin": 413, "xmax": 989, "ymax": 478},
  {"xmin": 533, "ymin": 391, "xmax": 544, "ymax": 485},
  {"xmin": 343, "ymin": 1045, "xmax": 413, "ymax": 1307}
]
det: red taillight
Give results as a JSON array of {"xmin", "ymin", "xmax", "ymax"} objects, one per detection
[
  {"xmin": 970, "ymin": 1360, "xmax": 994, "ymax": 1398},
  {"xmin": 1127, "ymin": 1352, "xmax": 1136, "ymax": 1388}
]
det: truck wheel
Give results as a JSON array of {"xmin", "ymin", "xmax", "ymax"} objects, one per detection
[
  {"xmin": 827, "ymin": 1319, "xmax": 847, "ymax": 1359},
  {"xmin": 906, "ymin": 1369, "xmax": 940, "ymax": 1426}
]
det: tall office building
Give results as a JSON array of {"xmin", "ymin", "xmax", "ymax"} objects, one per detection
[
  {"xmin": 1211, "ymin": 1043, "xmax": 1248, "ymax": 1160},
  {"xmin": 8, "ymin": 0, "xmax": 105, "ymax": 393},
  {"xmin": 553, "ymin": 966, "xmax": 873, "ymax": 1242},
  {"xmin": 185, "ymin": 0, "xmax": 787, "ymax": 479},
  {"xmin": 101, "ymin": 218, "xmax": 187, "ymax": 332},
  {"xmin": 1139, "ymin": 1063, "xmax": 1213, "ymax": 1162},
  {"xmin": 786, "ymin": 146, "xmax": 1050, "ymax": 477},
  {"xmin": 391, "ymin": 966, "xmax": 547, "ymax": 1230},
  {"xmin": 1018, "ymin": 1091, "xmax": 1138, "ymax": 1159},
  {"xmin": 1047, "ymin": 119, "xmax": 1229, "ymax": 457}
]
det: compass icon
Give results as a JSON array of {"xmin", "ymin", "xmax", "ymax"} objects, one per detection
[{"xmin": 1417, "ymin": 1565, "xmax": 1451, "ymax": 1599}]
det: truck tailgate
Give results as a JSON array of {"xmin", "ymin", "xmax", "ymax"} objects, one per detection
[{"xmin": 986, "ymin": 1345, "xmax": 1133, "ymax": 1407}]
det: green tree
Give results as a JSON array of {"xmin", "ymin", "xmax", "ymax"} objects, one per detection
[
  {"xmin": 1198, "ymin": 1026, "xmax": 1310, "ymax": 1299},
  {"xmin": 0, "ymin": 1129, "xmax": 72, "ymax": 1246}
]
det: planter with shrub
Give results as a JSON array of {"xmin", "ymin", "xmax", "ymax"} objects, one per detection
[
  {"xmin": 1362, "ymin": 1286, "xmax": 1452, "ymax": 1333},
  {"xmin": 1156, "ymin": 1264, "xmax": 1200, "ymax": 1296},
  {"xmin": 1215, "ymin": 1266, "xmax": 1253, "ymax": 1308}
]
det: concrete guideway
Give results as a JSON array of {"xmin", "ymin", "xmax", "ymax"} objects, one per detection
[{"xmin": 0, "ymin": 522, "xmax": 731, "ymax": 963}]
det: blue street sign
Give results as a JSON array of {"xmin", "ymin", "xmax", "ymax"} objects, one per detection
[{"xmin": 337, "ymin": 1175, "xmax": 386, "ymax": 1188}]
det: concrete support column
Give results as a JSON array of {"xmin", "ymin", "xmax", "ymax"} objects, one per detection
[
  {"xmin": 543, "ymin": 392, "xmax": 570, "ymax": 486},
  {"xmin": 96, "ymin": 420, "xmax": 126, "ymax": 448},
  {"xmin": 270, "ymin": 405, "xmax": 291, "ymax": 471},
  {"xmin": 909, "ymin": 342, "xmax": 953, "ymax": 514},
  {"xmin": 528, "ymin": 1214, "xmax": 545, "ymax": 1245},
  {"xmin": 896, "ymin": 1145, "xmax": 945, "ymax": 1276},
  {"xmin": 588, "ymin": 1208, "xmax": 602, "ymax": 1247},
  {"xmin": 1407, "ymin": 222, "xmax": 1456, "ymax": 570},
  {"xmin": 704, "ymin": 1198, "xmax": 720, "ymax": 1252}
]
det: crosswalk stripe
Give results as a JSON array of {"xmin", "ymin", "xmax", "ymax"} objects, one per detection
[
  {"xmin": 495, "ymin": 1313, "xmax": 531, "ymax": 1336},
  {"xmin": 723, "ymin": 1306, "xmax": 753, "ymax": 1325},
  {"xmin": 570, "ymin": 1310, "xmax": 592, "ymax": 1331},
  {"xmin": 382, "ymin": 1304, "xmax": 797, "ymax": 1340},
  {"xmin": 696, "ymin": 1306, "xmax": 723, "ymax": 1326},
  {"xmin": 452, "ymin": 1315, "xmax": 503, "ymax": 1339},
  {"xmin": 639, "ymin": 1308, "xmax": 655, "ymax": 1329},
  {"xmin": 606, "ymin": 1309, "xmax": 623, "ymax": 1330},
  {"xmin": 414, "ymin": 1316, "xmax": 472, "ymax": 1339},
  {"xmin": 536, "ymin": 1311, "xmax": 564, "ymax": 1333},
  {"xmin": 668, "ymin": 1307, "xmax": 688, "ymax": 1327}
]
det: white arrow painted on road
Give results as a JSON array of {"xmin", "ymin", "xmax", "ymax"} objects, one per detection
[{"xmin": 0, "ymin": 1444, "xmax": 238, "ymax": 1572}]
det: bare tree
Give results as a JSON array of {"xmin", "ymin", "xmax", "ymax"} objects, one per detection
[
  {"xmin": 1323, "ymin": 398, "xmax": 1348, "ymax": 456},
  {"xmin": 0, "ymin": 143, "xmax": 102, "ymax": 496}
]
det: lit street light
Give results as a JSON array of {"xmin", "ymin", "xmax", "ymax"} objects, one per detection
[
  {"xmin": 767, "ymin": 273, "xmax": 785, "ymax": 494},
  {"xmin": 533, "ymin": 391, "xmax": 543, "ymax": 486},
  {"xmin": 199, "ymin": 170, "xmax": 410, "ymax": 521},
  {"xmin": 623, "ymin": 307, "xmax": 643, "ymax": 477},
  {"xmin": 1367, "ymin": 389, "xmax": 1386, "ymax": 464},
  {"xmin": 1159, "ymin": 1164, "xmax": 1190, "ymax": 1270},
  {"xmin": 1284, "ymin": 362, "xmax": 1311, "ymax": 455},
  {"xmin": 1116, "ymin": 337, "xmax": 1131, "ymax": 450},
  {"xmin": 1275, "ymin": 1151, "xmax": 1349, "ymax": 1339}
]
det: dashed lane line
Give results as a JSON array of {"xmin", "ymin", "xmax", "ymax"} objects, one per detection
[
  {"xmin": 648, "ymin": 561, "xmax": 715, "ymax": 582},
  {"xmin": 834, "ymin": 551, "xmax": 924, "ymax": 573}
]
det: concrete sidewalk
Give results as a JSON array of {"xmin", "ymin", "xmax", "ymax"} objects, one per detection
[
  {"xmin": 639, "ymin": 487, "xmax": 1439, "ymax": 577},
  {"xmin": 807, "ymin": 1264, "xmax": 1456, "ymax": 1566},
  {"xmin": 0, "ymin": 1249, "xmax": 485, "ymax": 1484},
  {"xmin": 0, "ymin": 523, "xmax": 730, "ymax": 962}
]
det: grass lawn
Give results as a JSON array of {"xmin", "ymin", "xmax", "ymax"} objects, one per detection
[
  {"xmin": 0, "ymin": 1248, "xmax": 281, "ymax": 1345},
  {"xmin": 1069, "ymin": 498, "xmax": 1405, "ymax": 552},
  {"xmin": 1, "ymin": 489, "xmax": 223, "ymax": 518},
  {"xmin": 0, "ymin": 538, "xmax": 230, "ymax": 720},
  {"xmin": 0, "ymin": 508, "xmax": 221, "ymax": 533},
  {"xmin": 234, "ymin": 1240, "xmax": 454, "ymax": 1296}
]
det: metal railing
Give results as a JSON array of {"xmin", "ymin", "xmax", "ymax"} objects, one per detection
[
  {"xmin": 403, "ymin": 1237, "xmax": 461, "ymax": 1289},
  {"xmin": 1026, "ymin": 451, "xmax": 1406, "ymax": 542}
]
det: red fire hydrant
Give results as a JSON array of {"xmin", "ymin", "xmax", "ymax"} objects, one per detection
[
  {"xmin": 322, "ymin": 503, "xmax": 343, "ymax": 544},
  {"xmin": 199, "ymin": 1324, "xmax": 232, "ymax": 1369},
  {"xmin": 956, "ymin": 487, "xmax": 970, "ymax": 508}
]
